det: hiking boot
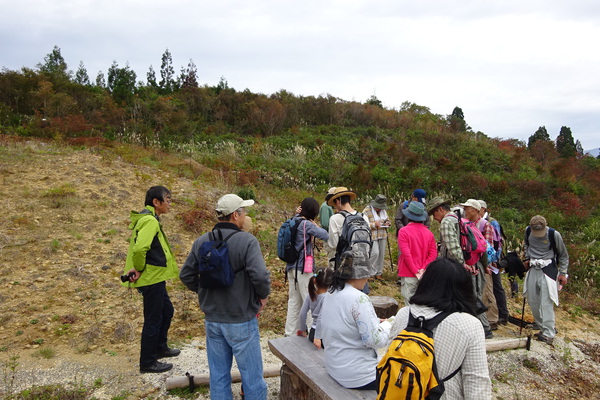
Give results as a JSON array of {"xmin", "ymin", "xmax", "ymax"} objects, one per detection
[
  {"xmin": 535, "ymin": 333, "xmax": 554, "ymax": 345},
  {"xmin": 485, "ymin": 330, "xmax": 494, "ymax": 339},
  {"xmin": 489, "ymin": 322, "xmax": 499, "ymax": 331},
  {"xmin": 140, "ymin": 361, "xmax": 173, "ymax": 374},
  {"xmin": 498, "ymin": 317, "xmax": 508, "ymax": 325}
]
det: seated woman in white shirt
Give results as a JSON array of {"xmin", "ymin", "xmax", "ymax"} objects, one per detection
[
  {"xmin": 315, "ymin": 255, "xmax": 392, "ymax": 390},
  {"xmin": 388, "ymin": 258, "xmax": 492, "ymax": 400}
]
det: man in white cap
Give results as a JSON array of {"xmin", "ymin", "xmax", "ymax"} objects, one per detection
[
  {"xmin": 180, "ymin": 194, "xmax": 271, "ymax": 399},
  {"xmin": 524, "ymin": 215, "xmax": 569, "ymax": 344},
  {"xmin": 461, "ymin": 199, "xmax": 495, "ymax": 338}
]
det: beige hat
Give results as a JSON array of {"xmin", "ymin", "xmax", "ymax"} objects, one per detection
[
  {"xmin": 478, "ymin": 200, "xmax": 487, "ymax": 209},
  {"xmin": 216, "ymin": 194, "xmax": 254, "ymax": 216},
  {"xmin": 326, "ymin": 187, "xmax": 357, "ymax": 207},
  {"xmin": 530, "ymin": 215, "xmax": 547, "ymax": 237},
  {"xmin": 460, "ymin": 199, "xmax": 481, "ymax": 211}
]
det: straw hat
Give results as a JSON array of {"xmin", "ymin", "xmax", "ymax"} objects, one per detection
[{"xmin": 326, "ymin": 187, "xmax": 356, "ymax": 207}]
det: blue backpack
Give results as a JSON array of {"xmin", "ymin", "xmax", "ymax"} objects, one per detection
[
  {"xmin": 197, "ymin": 229, "xmax": 241, "ymax": 289},
  {"xmin": 277, "ymin": 217, "xmax": 302, "ymax": 263}
]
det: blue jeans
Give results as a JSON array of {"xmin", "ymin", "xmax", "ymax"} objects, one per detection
[
  {"xmin": 137, "ymin": 281, "xmax": 174, "ymax": 368},
  {"xmin": 205, "ymin": 318, "xmax": 267, "ymax": 400}
]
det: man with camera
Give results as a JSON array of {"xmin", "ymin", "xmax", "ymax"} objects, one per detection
[{"xmin": 122, "ymin": 186, "xmax": 180, "ymax": 373}]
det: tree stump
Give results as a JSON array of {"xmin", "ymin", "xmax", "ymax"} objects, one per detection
[{"xmin": 369, "ymin": 296, "xmax": 399, "ymax": 319}]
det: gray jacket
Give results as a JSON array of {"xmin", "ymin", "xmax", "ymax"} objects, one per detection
[{"xmin": 180, "ymin": 222, "xmax": 271, "ymax": 323}]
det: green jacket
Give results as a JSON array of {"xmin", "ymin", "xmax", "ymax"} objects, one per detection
[{"xmin": 121, "ymin": 205, "xmax": 178, "ymax": 288}]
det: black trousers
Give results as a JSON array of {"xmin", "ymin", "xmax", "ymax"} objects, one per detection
[
  {"xmin": 137, "ymin": 281, "xmax": 174, "ymax": 368},
  {"xmin": 492, "ymin": 272, "xmax": 509, "ymax": 320}
]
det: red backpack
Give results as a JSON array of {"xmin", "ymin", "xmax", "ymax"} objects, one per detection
[{"xmin": 449, "ymin": 211, "xmax": 487, "ymax": 265}]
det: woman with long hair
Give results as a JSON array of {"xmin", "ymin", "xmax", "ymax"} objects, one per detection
[
  {"xmin": 284, "ymin": 197, "xmax": 329, "ymax": 337},
  {"xmin": 388, "ymin": 258, "xmax": 492, "ymax": 399}
]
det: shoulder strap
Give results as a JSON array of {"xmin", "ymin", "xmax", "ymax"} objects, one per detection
[
  {"xmin": 548, "ymin": 228, "xmax": 558, "ymax": 259},
  {"xmin": 211, "ymin": 228, "xmax": 240, "ymax": 242},
  {"xmin": 407, "ymin": 311, "xmax": 452, "ymax": 331},
  {"xmin": 525, "ymin": 226, "xmax": 531, "ymax": 248}
]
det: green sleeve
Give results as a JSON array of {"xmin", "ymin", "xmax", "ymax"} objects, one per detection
[{"xmin": 131, "ymin": 217, "xmax": 159, "ymax": 271}]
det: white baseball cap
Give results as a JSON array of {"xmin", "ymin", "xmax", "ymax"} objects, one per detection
[{"xmin": 216, "ymin": 194, "xmax": 255, "ymax": 216}]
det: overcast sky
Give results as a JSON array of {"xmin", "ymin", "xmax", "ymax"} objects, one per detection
[{"xmin": 1, "ymin": 0, "xmax": 598, "ymax": 150}]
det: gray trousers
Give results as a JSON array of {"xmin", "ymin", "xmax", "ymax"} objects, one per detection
[
  {"xmin": 369, "ymin": 238, "xmax": 387, "ymax": 276},
  {"xmin": 473, "ymin": 262, "xmax": 491, "ymax": 332},
  {"xmin": 525, "ymin": 267, "xmax": 557, "ymax": 338}
]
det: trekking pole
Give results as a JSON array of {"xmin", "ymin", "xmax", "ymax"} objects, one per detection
[
  {"xmin": 519, "ymin": 295, "xmax": 527, "ymax": 336},
  {"xmin": 386, "ymin": 235, "xmax": 394, "ymax": 271}
]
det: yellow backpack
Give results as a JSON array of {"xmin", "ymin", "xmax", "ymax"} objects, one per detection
[{"xmin": 376, "ymin": 312, "xmax": 460, "ymax": 400}]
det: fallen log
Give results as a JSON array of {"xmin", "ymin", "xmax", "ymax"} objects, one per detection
[
  {"xmin": 165, "ymin": 366, "xmax": 282, "ymax": 390},
  {"xmin": 167, "ymin": 337, "xmax": 530, "ymax": 390},
  {"xmin": 486, "ymin": 336, "xmax": 531, "ymax": 352}
]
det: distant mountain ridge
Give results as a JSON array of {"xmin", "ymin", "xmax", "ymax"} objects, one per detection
[{"xmin": 585, "ymin": 147, "xmax": 599, "ymax": 157}]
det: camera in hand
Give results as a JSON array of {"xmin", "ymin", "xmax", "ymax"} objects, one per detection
[{"xmin": 120, "ymin": 271, "xmax": 136, "ymax": 283}]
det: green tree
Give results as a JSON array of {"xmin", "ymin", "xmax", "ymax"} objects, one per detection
[
  {"xmin": 147, "ymin": 65, "xmax": 158, "ymax": 88},
  {"xmin": 556, "ymin": 126, "xmax": 577, "ymax": 158},
  {"xmin": 448, "ymin": 106, "xmax": 468, "ymax": 132},
  {"xmin": 366, "ymin": 94, "xmax": 383, "ymax": 108},
  {"xmin": 159, "ymin": 49, "xmax": 176, "ymax": 93},
  {"xmin": 180, "ymin": 59, "xmax": 198, "ymax": 89},
  {"xmin": 527, "ymin": 126, "xmax": 551, "ymax": 149},
  {"xmin": 95, "ymin": 71, "xmax": 106, "ymax": 88},
  {"xmin": 37, "ymin": 46, "xmax": 71, "ymax": 86},
  {"xmin": 107, "ymin": 61, "xmax": 137, "ymax": 104},
  {"xmin": 74, "ymin": 61, "xmax": 90, "ymax": 86}
]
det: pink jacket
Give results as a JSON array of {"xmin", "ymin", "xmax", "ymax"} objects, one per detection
[{"xmin": 397, "ymin": 222, "xmax": 438, "ymax": 277}]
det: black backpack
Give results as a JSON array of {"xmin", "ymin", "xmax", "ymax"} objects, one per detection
[
  {"xmin": 334, "ymin": 210, "xmax": 372, "ymax": 278},
  {"xmin": 197, "ymin": 229, "xmax": 241, "ymax": 289}
]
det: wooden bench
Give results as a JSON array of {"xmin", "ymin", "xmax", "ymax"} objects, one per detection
[{"xmin": 268, "ymin": 335, "xmax": 377, "ymax": 400}]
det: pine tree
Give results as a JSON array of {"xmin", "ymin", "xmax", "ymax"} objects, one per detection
[
  {"xmin": 556, "ymin": 126, "xmax": 577, "ymax": 158},
  {"xmin": 159, "ymin": 49, "xmax": 176, "ymax": 93},
  {"xmin": 75, "ymin": 61, "xmax": 90, "ymax": 86},
  {"xmin": 528, "ymin": 126, "xmax": 551, "ymax": 149},
  {"xmin": 180, "ymin": 59, "xmax": 198, "ymax": 89},
  {"xmin": 95, "ymin": 71, "xmax": 106, "ymax": 88},
  {"xmin": 147, "ymin": 65, "xmax": 158, "ymax": 88}
]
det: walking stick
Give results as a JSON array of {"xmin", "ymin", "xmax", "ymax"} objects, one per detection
[
  {"xmin": 386, "ymin": 235, "xmax": 394, "ymax": 271},
  {"xmin": 519, "ymin": 295, "xmax": 527, "ymax": 336}
]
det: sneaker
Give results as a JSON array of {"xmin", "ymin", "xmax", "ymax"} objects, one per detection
[
  {"xmin": 140, "ymin": 361, "xmax": 173, "ymax": 374},
  {"xmin": 485, "ymin": 330, "xmax": 494, "ymax": 339}
]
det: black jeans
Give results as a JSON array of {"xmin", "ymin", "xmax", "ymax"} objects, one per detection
[
  {"xmin": 492, "ymin": 272, "xmax": 509, "ymax": 320},
  {"xmin": 137, "ymin": 281, "xmax": 174, "ymax": 368}
]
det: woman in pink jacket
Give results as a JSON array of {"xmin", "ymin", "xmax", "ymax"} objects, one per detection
[{"xmin": 397, "ymin": 201, "xmax": 438, "ymax": 306}]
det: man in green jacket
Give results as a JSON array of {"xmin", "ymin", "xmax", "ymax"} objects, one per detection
[{"xmin": 122, "ymin": 186, "xmax": 179, "ymax": 373}]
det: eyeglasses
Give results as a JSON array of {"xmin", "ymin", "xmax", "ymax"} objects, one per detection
[{"xmin": 236, "ymin": 208, "xmax": 246, "ymax": 215}]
